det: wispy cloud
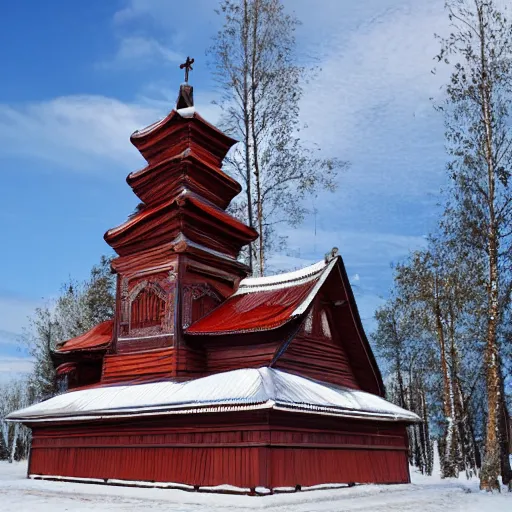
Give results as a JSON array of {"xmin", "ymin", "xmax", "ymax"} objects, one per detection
[
  {"xmin": 0, "ymin": 95, "xmax": 157, "ymax": 172},
  {"xmin": 0, "ymin": 357, "xmax": 34, "ymax": 383},
  {"xmin": 0, "ymin": 91, "xmax": 226, "ymax": 174},
  {"xmin": 99, "ymin": 36, "xmax": 183, "ymax": 69},
  {"xmin": 0, "ymin": 295, "xmax": 41, "ymax": 336}
]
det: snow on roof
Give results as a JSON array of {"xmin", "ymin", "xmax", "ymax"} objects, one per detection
[
  {"xmin": 176, "ymin": 106, "xmax": 195, "ymax": 118},
  {"xmin": 7, "ymin": 368, "xmax": 419, "ymax": 424},
  {"xmin": 186, "ymin": 258, "xmax": 337, "ymax": 335},
  {"xmin": 236, "ymin": 258, "xmax": 329, "ymax": 294},
  {"xmin": 131, "ymin": 113, "xmax": 171, "ymax": 138}
]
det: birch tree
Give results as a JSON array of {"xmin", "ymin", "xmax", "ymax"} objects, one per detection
[
  {"xmin": 0, "ymin": 379, "xmax": 32, "ymax": 462},
  {"xmin": 373, "ymin": 296, "xmax": 435, "ymax": 475},
  {"xmin": 435, "ymin": 0, "xmax": 512, "ymax": 491},
  {"xmin": 209, "ymin": 0, "xmax": 347, "ymax": 275}
]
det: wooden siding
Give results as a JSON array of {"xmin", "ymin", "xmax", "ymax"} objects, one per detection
[
  {"xmin": 27, "ymin": 412, "xmax": 410, "ymax": 489},
  {"xmin": 274, "ymin": 334, "xmax": 359, "ymax": 388},
  {"xmin": 206, "ymin": 343, "xmax": 279, "ymax": 374},
  {"xmin": 274, "ymin": 300, "xmax": 360, "ymax": 389},
  {"xmin": 102, "ymin": 348, "xmax": 175, "ymax": 384}
]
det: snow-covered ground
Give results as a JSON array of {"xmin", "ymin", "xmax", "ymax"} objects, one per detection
[{"xmin": 0, "ymin": 461, "xmax": 510, "ymax": 511}]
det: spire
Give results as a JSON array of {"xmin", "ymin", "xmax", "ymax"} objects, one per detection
[{"xmin": 177, "ymin": 56, "xmax": 194, "ymax": 109}]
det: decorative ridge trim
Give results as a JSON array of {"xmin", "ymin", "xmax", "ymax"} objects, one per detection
[
  {"xmin": 8, "ymin": 398, "xmax": 418, "ymax": 424},
  {"xmin": 292, "ymin": 258, "xmax": 338, "ymax": 316},
  {"xmin": 240, "ymin": 259, "xmax": 326, "ymax": 287}
]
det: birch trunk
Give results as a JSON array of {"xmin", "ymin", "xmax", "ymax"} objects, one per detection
[{"xmin": 477, "ymin": 3, "xmax": 502, "ymax": 491}]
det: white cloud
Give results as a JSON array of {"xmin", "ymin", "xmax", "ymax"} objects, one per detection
[
  {"xmin": 282, "ymin": 227, "xmax": 427, "ymax": 265},
  {"xmin": 299, "ymin": 0, "xmax": 450, "ymax": 158},
  {"xmin": 0, "ymin": 357, "xmax": 34, "ymax": 384},
  {"xmin": 100, "ymin": 36, "xmax": 183, "ymax": 69},
  {"xmin": 0, "ymin": 95, "xmax": 158, "ymax": 172},
  {"xmin": 0, "ymin": 296, "xmax": 42, "ymax": 336},
  {"xmin": 0, "ymin": 90, "xmax": 226, "ymax": 174}
]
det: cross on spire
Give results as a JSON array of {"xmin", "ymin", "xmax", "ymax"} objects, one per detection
[{"xmin": 180, "ymin": 56, "xmax": 195, "ymax": 83}]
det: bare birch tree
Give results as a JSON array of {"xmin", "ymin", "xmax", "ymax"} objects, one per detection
[
  {"xmin": 209, "ymin": 0, "xmax": 347, "ymax": 275},
  {"xmin": 435, "ymin": 0, "xmax": 512, "ymax": 491}
]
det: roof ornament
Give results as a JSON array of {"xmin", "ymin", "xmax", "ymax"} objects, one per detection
[
  {"xmin": 177, "ymin": 56, "xmax": 195, "ymax": 110},
  {"xmin": 325, "ymin": 247, "xmax": 339, "ymax": 264},
  {"xmin": 180, "ymin": 56, "xmax": 194, "ymax": 83}
]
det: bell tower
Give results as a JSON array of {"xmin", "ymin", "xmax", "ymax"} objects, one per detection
[{"xmin": 103, "ymin": 63, "xmax": 257, "ymax": 380}]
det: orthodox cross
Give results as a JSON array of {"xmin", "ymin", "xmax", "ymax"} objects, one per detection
[{"xmin": 180, "ymin": 56, "xmax": 195, "ymax": 83}]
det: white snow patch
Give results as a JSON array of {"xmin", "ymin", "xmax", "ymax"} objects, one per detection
[
  {"xmin": 176, "ymin": 106, "xmax": 195, "ymax": 118},
  {"xmin": 1, "ymin": 461, "xmax": 511, "ymax": 512},
  {"xmin": 238, "ymin": 259, "xmax": 328, "ymax": 291}
]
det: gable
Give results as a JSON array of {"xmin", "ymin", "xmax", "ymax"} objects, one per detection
[
  {"xmin": 271, "ymin": 258, "xmax": 384, "ymax": 397},
  {"xmin": 272, "ymin": 297, "xmax": 360, "ymax": 389}
]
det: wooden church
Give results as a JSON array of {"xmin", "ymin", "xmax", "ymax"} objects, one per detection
[{"xmin": 9, "ymin": 65, "xmax": 418, "ymax": 493}]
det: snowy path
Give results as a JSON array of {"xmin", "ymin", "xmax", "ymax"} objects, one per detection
[{"xmin": 0, "ymin": 462, "xmax": 510, "ymax": 511}]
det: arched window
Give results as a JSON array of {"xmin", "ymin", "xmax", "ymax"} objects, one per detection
[{"xmin": 130, "ymin": 288, "xmax": 165, "ymax": 329}]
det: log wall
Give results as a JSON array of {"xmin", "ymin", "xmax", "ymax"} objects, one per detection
[
  {"xmin": 28, "ymin": 412, "xmax": 410, "ymax": 489},
  {"xmin": 101, "ymin": 348, "xmax": 175, "ymax": 384}
]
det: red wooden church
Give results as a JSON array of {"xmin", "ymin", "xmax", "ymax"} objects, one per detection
[{"xmin": 9, "ymin": 70, "xmax": 418, "ymax": 493}]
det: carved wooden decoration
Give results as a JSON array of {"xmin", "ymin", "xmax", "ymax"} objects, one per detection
[{"xmin": 130, "ymin": 287, "xmax": 166, "ymax": 330}]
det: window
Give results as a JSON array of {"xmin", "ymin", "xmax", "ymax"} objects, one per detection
[{"xmin": 130, "ymin": 288, "xmax": 165, "ymax": 329}]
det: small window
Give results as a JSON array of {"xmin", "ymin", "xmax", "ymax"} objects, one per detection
[{"xmin": 131, "ymin": 288, "xmax": 165, "ymax": 329}]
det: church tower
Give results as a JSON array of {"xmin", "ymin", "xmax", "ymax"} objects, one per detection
[{"xmin": 102, "ymin": 64, "xmax": 257, "ymax": 380}]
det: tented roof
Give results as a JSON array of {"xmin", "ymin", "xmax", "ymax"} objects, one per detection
[{"xmin": 7, "ymin": 367, "xmax": 419, "ymax": 424}]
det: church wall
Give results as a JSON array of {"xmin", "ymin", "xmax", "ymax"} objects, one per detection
[
  {"xmin": 273, "ymin": 299, "xmax": 361, "ymax": 389},
  {"xmin": 27, "ymin": 412, "xmax": 410, "ymax": 489},
  {"xmin": 101, "ymin": 348, "xmax": 175, "ymax": 384},
  {"xmin": 205, "ymin": 342, "xmax": 279, "ymax": 374}
]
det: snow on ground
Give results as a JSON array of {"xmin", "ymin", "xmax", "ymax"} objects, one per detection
[{"xmin": 0, "ymin": 461, "xmax": 510, "ymax": 511}]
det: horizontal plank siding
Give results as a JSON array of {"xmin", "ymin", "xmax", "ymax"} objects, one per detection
[
  {"xmin": 102, "ymin": 348, "xmax": 175, "ymax": 384},
  {"xmin": 275, "ymin": 334, "xmax": 360, "ymax": 389},
  {"xmin": 28, "ymin": 412, "xmax": 410, "ymax": 489}
]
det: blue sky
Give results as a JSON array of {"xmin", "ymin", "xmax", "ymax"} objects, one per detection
[{"xmin": 0, "ymin": 0, "xmax": 452, "ymax": 381}]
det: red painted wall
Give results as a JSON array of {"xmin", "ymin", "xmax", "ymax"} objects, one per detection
[{"xmin": 28, "ymin": 412, "xmax": 410, "ymax": 489}]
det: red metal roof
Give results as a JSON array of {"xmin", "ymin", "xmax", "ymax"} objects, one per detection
[
  {"xmin": 56, "ymin": 320, "xmax": 113, "ymax": 353},
  {"xmin": 187, "ymin": 259, "xmax": 335, "ymax": 335}
]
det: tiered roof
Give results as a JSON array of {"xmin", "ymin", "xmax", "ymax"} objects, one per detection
[{"xmin": 104, "ymin": 102, "xmax": 258, "ymax": 262}]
